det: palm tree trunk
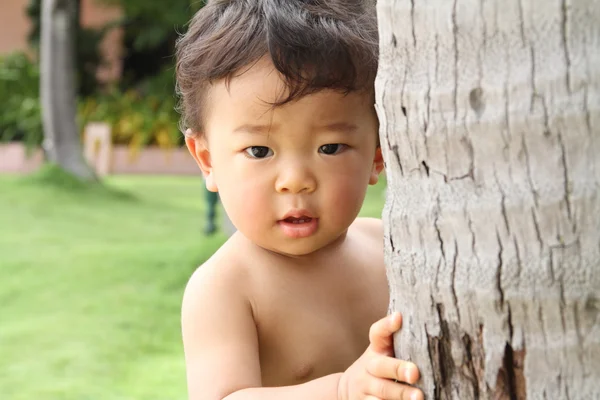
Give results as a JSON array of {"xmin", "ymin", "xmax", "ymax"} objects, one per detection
[
  {"xmin": 377, "ymin": 0, "xmax": 600, "ymax": 398},
  {"xmin": 40, "ymin": 0, "xmax": 95, "ymax": 180}
]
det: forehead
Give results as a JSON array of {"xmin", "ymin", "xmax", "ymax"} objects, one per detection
[{"xmin": 203, "ymin": 58, "xmax": 375, "ymax": 133}]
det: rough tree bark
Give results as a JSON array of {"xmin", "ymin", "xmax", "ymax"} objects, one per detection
[
  {"xmin": 40, "ymin": 0, "xmax": 95, "ymax": 180},
  {"xmin": 376, "ymin": 0, "xmax": 599, "ymax": 398}
]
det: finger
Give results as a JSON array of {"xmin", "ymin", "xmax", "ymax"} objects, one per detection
[
  {"xmin": 366, "ymin": 377, "xmax": 423, "ymax": 400},
  {"xmin": 367, "ymin": 355, "xmax": 420, "ymax": 384},
  {"xmin": 369, "ymin": 313, "xmax": 402, "ymax": 354}
]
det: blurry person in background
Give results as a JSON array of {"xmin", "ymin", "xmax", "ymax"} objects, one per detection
[{"xmin": 204, "ymin": 185, "xmax": 219, "ymax": 235}]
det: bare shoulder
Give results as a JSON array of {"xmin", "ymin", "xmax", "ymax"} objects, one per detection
[
  {"xmin": 181, "ymin": 232, "xmax": 261, "ymax": 399},
  {"xmin": 349, "ymin": 217, "xmax": 383, "ymax": 244},
  {"xmin": 182, "ymin": 233, "xmax": 251, "ymax": 317},
  {"xmin": 346, "ymin": 218, "xmax": 389, "ymax": 319},
  {"xmin": 346, "ymin": 217, "xmax": 385, "ymax": 269},
  {"xmin": 183, "ymin": 232, "xmax": 249, "ymax": 298}
]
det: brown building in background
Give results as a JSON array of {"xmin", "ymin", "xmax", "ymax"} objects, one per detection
[{"xmin": 0, "ymin": 0, "xmax": 123, "ymax": 82}]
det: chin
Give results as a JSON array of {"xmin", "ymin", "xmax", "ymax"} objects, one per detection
[
  {"xmin": 268, "ymin": 242, "xmax": 321, "ymax": 257},
  {"xmin": 272, "ymin": 234, "xmax": 347, "ymax": 257}
]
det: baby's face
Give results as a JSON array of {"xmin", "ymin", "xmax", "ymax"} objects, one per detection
[{"xmin": 187, "ymin": 58, "xmax": 383, "ymax": 256}]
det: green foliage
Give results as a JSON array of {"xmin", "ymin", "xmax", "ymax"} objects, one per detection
[
  {"xmin": 79, "ymin": 68, "xmax": 182, "ymax": 152},
  {"xmin": 75, "ymin": 0, "xmax": 195, "ymax": 150},
  {"xmin": 97, "ymin": 0, "xmax": 201, "ymax": 89},
  {"xmin": 6, "ymin": 1, "xmax": 200, "ymax": 153},
  {"xmin": 0, "ymin": 52, "xmax": 181, "ymax": 151},
  {"xmin": 25, "ymin": 0, "xmax": 41, "ymax": 45},
  {"xmin": 75, "ymin": 26, "xmax": 109, "ymax": 97},
  {"xmin": 0, "ymin": 52, "xmax": 43, "ymax": 149},
  {"xmin": 100, "ymin": 0, "xmax": 203, "ymax": 51}
]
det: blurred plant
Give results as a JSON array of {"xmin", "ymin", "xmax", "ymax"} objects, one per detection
[
  {"xmin": 97, "ymin": 0, "xmax": 202, "ymax": 89},
  {"xmin": 78, "ymin": 67, "xmax": 183, "ymax": 159},
  {"xmin": 99, "ymin": 0, "xmax": 203, "ymax": 51},
  {"xmin": 0, "ymin": 53, "xmax": 181, "ymax": 155},
  {"xmin": 0, "ymin": 52, "xmax": 43, "ymax": 150},
  {"xmin": 75, "ymin": 0, "xmax": 200, "ymax": 155},
  {"xmin": 1, "ymin": 1, "xmax": 200, "ymax": 155}
]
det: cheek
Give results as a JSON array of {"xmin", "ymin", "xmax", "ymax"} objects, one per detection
[
  {"xmin": 214, "ymin": 162, "xmax": 273, "ymax": 231},
  {"xmin": 224, "ymin": 194, "xmax": 267, "ymax": 234},
  {"xmin": 322, "ymin": 162, "xmax": 370, "ymax": 222}
]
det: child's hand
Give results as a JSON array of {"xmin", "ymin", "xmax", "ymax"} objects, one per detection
[{"xmin": 337, "ymin": 313, "xmax": 423, "ymax": 400}]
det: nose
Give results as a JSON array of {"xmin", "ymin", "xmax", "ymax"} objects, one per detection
[{"xmin": 275, "ymin": 161, "xmax": 317, "ymax": 194}]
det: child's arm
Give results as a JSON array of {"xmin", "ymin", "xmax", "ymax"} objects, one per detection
[
  {"xmin": 182, "ymin": 261, "xmax": 264, "ymax": 399},
  {"xmin": 223, "ymin": 314, "xmax": 423, "ymax": 400},
  {"xmin": 221, "ymin": 375, "xmax": 342, "ymax": 400},
  {"xmin": 182, "ymin": 261, "xmax": 342, "ymax": 399},
  {"xmin": 182, "ymin": 262, "xmax": 421, "ymax": 400}
]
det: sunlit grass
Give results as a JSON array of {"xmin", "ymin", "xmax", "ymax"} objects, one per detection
[{"xmin": 0, "ymin": 169, "xmax": 385, "ymax": 399}]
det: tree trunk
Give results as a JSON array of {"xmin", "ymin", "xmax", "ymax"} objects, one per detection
[
  {"xmin": 40, "ymin": 0, "xmax": 95, "ymax": 180},
  {"xmin": 376, "ymin": 0, "xmax": 599, "ymax": 398}
]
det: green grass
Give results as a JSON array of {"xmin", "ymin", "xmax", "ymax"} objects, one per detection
[{"xmin": 0, "ymin": 169, "xmax": 385, "ymax": 400}]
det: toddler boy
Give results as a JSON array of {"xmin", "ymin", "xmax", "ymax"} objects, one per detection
[{"xmin": 177, "ymin": 1, "xmax": 423, "ymax": 399}]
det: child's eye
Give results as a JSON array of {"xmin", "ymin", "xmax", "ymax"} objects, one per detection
[
  {"xmin": 318, "ymin": 144, "xmax": 347, "ymax": 155},
  {"xmin": 244, "ymin": 146, "xmax": 273, "ymax": 159}
]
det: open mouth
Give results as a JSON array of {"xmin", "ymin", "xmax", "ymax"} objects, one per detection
[
  {"xmin": 283, "ymin": 216, "xmax": 313, "ymax": 224},
  {"xmin": 278, "ymin": 213, "xmax": 319, "ymax": 238}
]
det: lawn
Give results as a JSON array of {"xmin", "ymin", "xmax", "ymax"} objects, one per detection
[{"xmin": 0, "ymin": 169, "xmax": 386, "ymax": 400}]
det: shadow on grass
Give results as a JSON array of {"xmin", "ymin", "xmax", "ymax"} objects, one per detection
[{"xmin": 19, "ymin": 164, "xmax": 138, "ymax": 202}]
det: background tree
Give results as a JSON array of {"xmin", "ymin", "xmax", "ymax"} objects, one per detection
[
  {"xmin": 27, "ymin": 0, "xmax": 108, "ymax": 97},
  {"xmin": 40, "ymin": 0, "xmax": 95, "ymax": 180},
  {"xmin": 4, "ymin": 0, "xmax": 203, "ymax": 158},
  {"xmin": 376, "ymin": 0, "xmax": 599, "ymax": 398}
]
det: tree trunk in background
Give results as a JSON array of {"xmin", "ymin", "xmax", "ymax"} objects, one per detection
[
  {"xmin": 376, "ymin": 0, "xmax": 599, "ymax": 398},
  {"xmin": 41, "ymin": 0, "xmax": 95, "ymax": 180}
]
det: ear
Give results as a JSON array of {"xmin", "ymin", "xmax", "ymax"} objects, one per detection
[
  {"xmin": 368, "ymin": 147, "xmax": 384, "ymax": 185},
  {"xmin": 185, "ymin": 130, "xmax": 218, "ymax": 192}
]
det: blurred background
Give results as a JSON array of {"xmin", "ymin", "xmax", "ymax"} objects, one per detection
[{"xmin": 0, "ymin": 1, "xmax": 386, "ymax": 399}]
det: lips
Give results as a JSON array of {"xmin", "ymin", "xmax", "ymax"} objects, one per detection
[
  {"xmin": 283, "ymin": 216, "xmax": 313, "ymax": 224},
  {"xmin": 278, "ymin": 209, "xmax": 318, "ymax": 238},
  {"xmin": 281, "ymin": 209, "xmax": 315, "ymax": 221}
]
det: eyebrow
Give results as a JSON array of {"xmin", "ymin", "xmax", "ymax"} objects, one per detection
[
  {"xmin": 318, "ymin": 122, "xmax": 358, "ymax": 134},
  {"xmin": 233, "ymin": 124, "xmax": 278, "ymax": 135},
  {"xmin": 232, "ymin": 122, "xmax": 358, "ymax": 135}
]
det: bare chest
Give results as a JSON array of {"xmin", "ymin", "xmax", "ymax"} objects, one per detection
[{"xmin": 252, "ymin": 267, "xmax": 388, "ymax": 386}]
